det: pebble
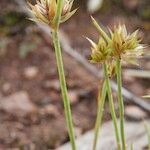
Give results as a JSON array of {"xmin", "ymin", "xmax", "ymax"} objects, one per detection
[
  {"xmin": 125, "ymin": 105, "xmax": 147, "ymax": 120},
  {"xmin": 0, "ymin": 91, "xmax": 37, "ymax": 117},
  {"xmin": 24, "ymin": 66, "xmax": 38, "ymax": 79},
  {"xmin": 2, "ymin": 82, "xmax": 11, "ymax": 93},
  {"xmin": 68, "ymin": 90, "xmax": 79, "ymax": 105}
]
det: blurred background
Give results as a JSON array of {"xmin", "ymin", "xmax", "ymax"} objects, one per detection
[{"xmin": 0, "ymin": 0, "xmax": 150, "ymax": 149}]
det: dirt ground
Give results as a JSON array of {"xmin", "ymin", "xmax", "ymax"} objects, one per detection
[{"xmin": 0, "ymin": 0, "xmax": 150, "ymax": 149}]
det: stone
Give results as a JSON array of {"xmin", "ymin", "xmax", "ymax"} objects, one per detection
[
  {"xmin": 57, "ymin": 120, "xmax": 150, "ymax": 150},
  {"xmin": 2, "ymin": 82, "xmax": 11, "ymax": 93},
  {"xmin": 24, "ymin": 66, "xmax": 38, "ymax": 79},
  {"xmin": 68, "ymin": 90, "xmax": 79, "ymax": 105},
  {"xmin": 125, "ymin": 105, "xmax": 147, "ymax": 120},
  {"xmin": 0, "ymin": 91, "xmax": 37, "ymax": 117}
]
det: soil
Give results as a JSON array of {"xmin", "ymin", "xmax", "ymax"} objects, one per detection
[{"xmin": 0, "ymin": 0, "xmax": 149, "ymax": 149}]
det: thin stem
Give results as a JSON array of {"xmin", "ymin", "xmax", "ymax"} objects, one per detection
[
  {"xmin": 144, "ymin": 122, "xmax": 150, "ymax": 150},
  {"xmin": 52, "ymin": 1, "xmax": 76, "ymax": 149},
  {"xmin": 92, "ymin": 81, "xmax": 107, "ymax": 150},
  {"xmin": 104, "ymin": 63, "xmax": 121, "ymax": 150},
  {"xmin": 52, "ymin": 31, "xmax": 76, "ymax": 150},
  {"xmin": 54, "ymin": 0, "xmax": 64, "ymax": 30},
  {"xmin": 116, "ymin": 59, "xmax": 126, "ymax": 150},
  {"xmin": 130, "ymin": 144, "xmax": 134, "ymax": 150}
]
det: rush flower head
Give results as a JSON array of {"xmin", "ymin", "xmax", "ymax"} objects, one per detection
[
  {"xmin": 27, "ymin": 0, "xmax": 77, "ymax": 28},
  {"xmin": 91, "ymin": 17, "xmax": 145, "ymax": 65},
  {"xmin": 86, "ymin": 37, "xmax": 112, "ymax": 64},
  {"xmin": 109, "ymin": 24, "xmax": 144, "ymax": 64}
]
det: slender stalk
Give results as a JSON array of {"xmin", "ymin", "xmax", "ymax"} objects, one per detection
[
  {"xmin": 130, "ymin": 144, "xmax": 134, "ymax": 150},
  {"xmin": 92, "ymin": 81, "xmax": 107, "ymax": 150},
  {"xmin": 52, "ymin": 31, "xmax": 76, "ymax": 150},
  {"xmin": 147, "ymin": 128, "xmax": 150, "ymax": 150},
  {"xmin": 52, "ymin": 1, "xmax": 76, "ymax": 150},
  {"xmin": 116, "ymin": 59, "xmax": 126, "ymax": 150},
  {"xmin": 54, "ymin": 0, "xmax": 64, "ymax": 30},
  {"xmin": 144, "ymin": 122, "xmax": 150, "ymax": 150},
  {"xmin": 104, "ymin": 63, "xmax": 121, "ymax": 150}
]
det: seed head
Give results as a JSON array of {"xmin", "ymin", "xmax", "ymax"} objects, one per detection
[
  {"xmin": 86, "ymin": 37, "xmax": 112, "ymax": 64},
  {"xmin": 27, "ymin": 0, "xmax": 77, "ymax": 28},
  {"xmin": 110, "ymin": 25, "xmax": 144, "ymax": 63},
  {"xmin": 91, "ymin": 17, "xmax": 145, "ymax": 65}
]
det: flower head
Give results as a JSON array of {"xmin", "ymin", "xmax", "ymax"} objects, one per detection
[
  {"xmin": 27, "ymin": 0, "xmax": 76, "ymax": 28},
  {"xmin": 110, "ymin": 25, "xmax": 144, "ymax": 64},
  {"xmin": 91, "ymin": 17, "xmax": 145, "ymax": 65},
  {"xmin": 86, "ymin": 37, "xmax": 112, "ymax": 64}
]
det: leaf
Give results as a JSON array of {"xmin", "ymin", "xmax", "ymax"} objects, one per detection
[{"xmin": 60, "ymin": 8, "xmax": 77, "ymax": 23}]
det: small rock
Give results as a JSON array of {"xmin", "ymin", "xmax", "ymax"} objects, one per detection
[
  {"xmin": 0, "ymin": 91, "xmax": 37, "ymax": 117},
  {"xmin": 24, "ymin": 66, "xmax": 38, "ymax": 79},
  {"xmin": 68, "ymin": 90, "xmax": 79, "ymax": 105},
  {"xmin": 125, "ymin": 105, "xmax": 147, "ymax": 120},
  {"xmin": 40, "ymin": 104, "xmax": 59, "ymax": 117},
  {"xmin": 2, "ymin": 82, "xmax": 11, "ymax": 93}
]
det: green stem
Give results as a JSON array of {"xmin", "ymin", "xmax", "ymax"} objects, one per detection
[
  {"xmin": 54, "ymin": 0, "xmax": 64, "ymax": 30},
  {"xmin": 116, "ymin": 59, "xmax": 126, "ymax": 150},
  {"xmin": 130, "ymin": 144, "xmax": 134, "ymax": 150},
  {"xmin": 104, "ymin": 63, "xmax": 121, "ymax": 150},
  {"xmin": 52, "ymin": 31, "xmax": 76, "ymax": 150},
  {"xmin": 144, "ymin": 122, "xmax": 150, "ymax": 150},
  {"xmin": 92, "ymin": 81, "xmax": 107, "ymax": 150},
  {"xmin": 52, "ymin": 1, "xmax": 76, "ymax": 150}
]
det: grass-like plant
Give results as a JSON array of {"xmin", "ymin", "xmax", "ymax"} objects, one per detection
[
  {"xmin": 87, "ymin": 17, "xmax": 144, "ymax": 150},
  {"xmin": 87, "ymin": 18, "xmax": 121, "ymax": 150},
  {"xmin": 27, "ymin": 1, "xmax": 145, "ymax": 150},
  {"xmin": 27, "ymin": 0, "xmax": 77, "ymax": 149},
  {"xmin": 110, "ymin": 24, "xmax": 144, "ymax": 150}
]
